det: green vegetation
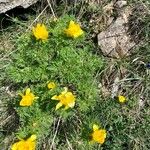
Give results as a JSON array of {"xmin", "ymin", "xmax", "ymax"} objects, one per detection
[{"xmin": 0, "ymin": 0, "xmax": 150, "ymax": 150}]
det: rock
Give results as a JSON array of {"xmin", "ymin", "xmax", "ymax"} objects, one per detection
[
  {"xmin": 88, "ymin": 1, "xmax": 114, "ymax": 37},
  {"xmin": 0, "ymin": 0, "xmax": 38, "ymax": 14},
  {"xmin": 98, "ymin": 6, "xmax": 136, "ymax": 58},
  {"xmin": 107, "ymin": 17, "xmax": 114, "ymax": 26}
]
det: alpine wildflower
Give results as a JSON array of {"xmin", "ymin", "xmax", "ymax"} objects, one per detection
[
  {"xmin": 90, "ymin": 124, "xmax": 107, "ymax": 144},
  {"xmin": 118, "ymin": 95, "xmax": 126, "ymax": 103},
  {"xmin": 19, "ymin": 88, "xmax": 38, "ymax": 106},
  {"xmin": 11, "ymin": 135, "xmax": 36, "ymax": 150},
  {"xmin": 64, "ymin": 20, "xmax": 84, "ymax": 38},
  {"xmin": 32, "ymin": 23, "xmax": 48, "ymax": 41},
  {"xmin": 51, "ymin": 87, "xmax": 75, "ymax": 110},
  {"xmin": 47, "ymin": 82, "xmax": 56, "ymax": 90}
]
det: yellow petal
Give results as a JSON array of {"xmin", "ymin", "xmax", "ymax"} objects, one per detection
[
  {"xmin": 68, "ymin": 102, "xmax": 75, "ymax": 108},
  {"xmin": 102, "ymin": 130, "xmax": 107, "ymax": 138},
  {"xmin": 19, "ymin": 100, "xmax": 25, "ymax": 106},
  {"xmin": 51, "ymin": 95, "xmax": 59, "ymax": 100},
  {"xmin": 93, "ymin": 124, "xmax": 99, "ymax": 131},
  {"xmin": 61, "ymin": 87, "xmax": 68, "ymax": 94},
  {"xmin": 64, "ymin": 106, "xmax": 69, "ymax": 110},
  {"xmin": 26, "ymin": 88, "xmax": 31, "ymax": 95},
  {"xmin": 37, "ymin": 23, "xmax": 41, "ymax": 28},
  {"xmin": 28, "ymin": 135, "xmax": 36, "ymax": 141},
  {"xmin": 69, "ymin": 20, "xmax": 75, "ymax": 26},
  {"xmin": 55, "ymin": 102, "xmax": 63, "ymax": 110},
  {"xmin": 11, "ymin": 143, "xmax": 18, "ymax": 150},
  {"xmin": 18, "ymin": 93, "xmax": 23, "ymax": 97},
  {"xmin": 41, "ymin": 24, "xmax": 45, "ymax": 29}
]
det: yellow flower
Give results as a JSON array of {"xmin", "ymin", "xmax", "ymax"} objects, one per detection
[
  {"xmin": 47, "ymin": 82, "xmax": 56, "ymax": 89},
  {"xmin": 19, "ymin": 88, "xmax": 38, "ymax": 106},
  {"xmin": 51, "ymin": 87, "xmax": 75, "ymax": 110},
  {"xmin": 11, "ymin": 135, "xmax": 36, "ymax": 150},
  {"xmin": 118, "ymin": 95, "xmax": 126, "ymax": 103},
  {"xmin": 64, "ymin": 20, "xmax": 84, "ymax": 38},
  {"xmin": 32, "ymin": 23, "xmax": 48, "ymax": 41},
  {"xmin": 91, "ymin": 124, "xmax": 107, "ymax": 144}
]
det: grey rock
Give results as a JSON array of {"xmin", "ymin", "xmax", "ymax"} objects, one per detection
[
  {"xmin": 98, "ymin": 6, "xmax": 135, "ymax": 58},
  {"xmin": 0, "ymin": 0, "xmax": 38, "ymax": 14}
]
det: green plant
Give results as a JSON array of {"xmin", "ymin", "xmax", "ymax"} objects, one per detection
[{"xmin": 6, "ymin": 15, "xmax": 104, "ymax": 148}]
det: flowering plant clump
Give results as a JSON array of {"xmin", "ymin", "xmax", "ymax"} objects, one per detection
[
  {"xmin": 90, "ymin": 124, "xmax": 107, "ymax": 144},
  {"xmin": 51, "ymin": 87, "xmax": 75, "ymax": 110},
  {"xmin": 11, "ymin": 135, "xmax": 36, "ymax": 150},
  {"xmin": 19, "ymin": 88, "xmax": 38, "ymax": 106},
  {"xmin": 64, "ymin": 20, "xmax": 84, "ymax": 38},
  {"xmin": 7, "ymin": 15, "xmax": 105, "ymax": 149},
  {"xmin": 32, "ymin": 23, "xmax": 48, "ymax": 41}
]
